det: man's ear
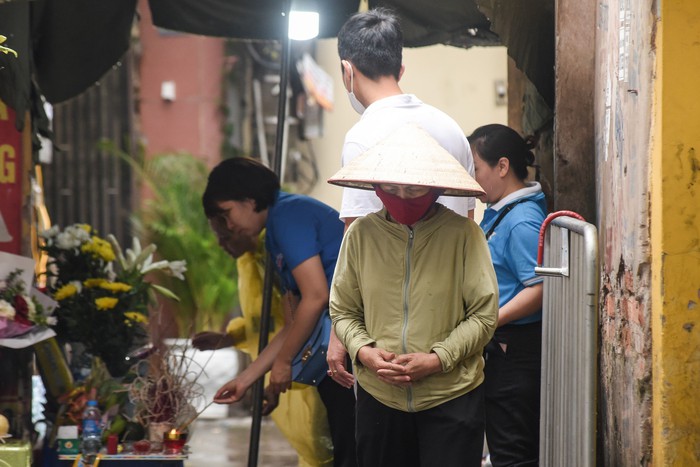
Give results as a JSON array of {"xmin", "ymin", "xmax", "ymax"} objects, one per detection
[
  {"xmin": 341, "ymin": 60, "xmax": 354, "ymax": 78},
  {"xmin": 398, "ymin": 64, "xmax": 405, "ymax": 81},
  {"xmin": 341, "ymin": 60, "xmax": 352, "ymax": 88}
]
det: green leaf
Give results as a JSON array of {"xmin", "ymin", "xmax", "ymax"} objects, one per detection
[
  {"xmin": 150, "ymin": 283, "xmax": 180, "ymax": 302},
  {"xmin": 102, "ymin": 148, "xmax": 239, "ymax": 336}
]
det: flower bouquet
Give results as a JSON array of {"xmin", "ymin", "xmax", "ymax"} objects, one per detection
[
  {"xmin": 0, "ymin": 252, "xmax": 57, "ymax": 348},
  {"xmin": 39, "ymin": 224, "xmax": 187, "ymax": 376}
]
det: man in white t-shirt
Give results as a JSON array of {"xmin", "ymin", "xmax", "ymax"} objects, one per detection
[
  {"xmin": 336, "ymin": 8, "xmax": 475, "ymax": 229},
  {"xmin": 326, "ymin": 7, "xmax": 476, "ymax": 388}
]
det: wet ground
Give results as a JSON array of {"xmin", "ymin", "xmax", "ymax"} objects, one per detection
[
  {"xmin": 174, "ymin": 346, "xmax": 298, "ymax": 466},
  {"xmin": 185, "ymin": 414, "xmax": 492, "ymax": 467},
  {"xmin": 185, "ymin": 413, "xmax": 298, "ymax": 467}
]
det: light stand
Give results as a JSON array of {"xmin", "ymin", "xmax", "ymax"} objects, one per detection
[{"xmin": 247, "ymin": 0, "xmax": 319, "ymax": 465}]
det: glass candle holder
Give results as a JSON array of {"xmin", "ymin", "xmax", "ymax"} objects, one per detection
[
  {"xmin": 132, "ymin": 439, "xmax": 151, "ymax": 454},
  {"xmin": 162, "ymin": 430, "xmax": 187, "ymax": 455}
]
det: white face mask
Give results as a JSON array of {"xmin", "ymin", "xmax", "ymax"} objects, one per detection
[{"xmin": 344, "ymin": 62, "xmax": 366, "ymax": 115}]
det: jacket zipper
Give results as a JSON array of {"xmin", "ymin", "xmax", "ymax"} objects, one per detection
[{"xmin": 403, "ymin": 227, "xmax": 415, "ymax": 412}]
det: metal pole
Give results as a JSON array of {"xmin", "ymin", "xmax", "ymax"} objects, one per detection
[{"xmin": 247, "ymin": 1, "xmax": 291, "ymax": 465}]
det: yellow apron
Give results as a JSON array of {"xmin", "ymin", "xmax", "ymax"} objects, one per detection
[{"xmin": 226, "ymin": 246, "xmax": 333, "ymax": 467}]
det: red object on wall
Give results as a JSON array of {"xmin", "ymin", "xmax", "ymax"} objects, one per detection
[{"xmin": 0, "ymin": 101, "xmax": 23, "ymax": 254}]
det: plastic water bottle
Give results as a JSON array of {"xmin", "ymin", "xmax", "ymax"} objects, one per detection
[{"xmin": 80, "ymin": 400, "xmax": 102, "ymax": 464}]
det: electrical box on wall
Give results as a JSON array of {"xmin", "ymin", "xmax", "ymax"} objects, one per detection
[
  {"xmin": 494, "ymin": 79, "xmax": 507, "ymax": 106},
  {"xmin": 161, "ymin": 81, "xmax": 176, "ymax": 102}
]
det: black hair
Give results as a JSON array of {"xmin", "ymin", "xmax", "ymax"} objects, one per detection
[
  {"xmin": 202, "ymin": 157, "xmax": 280, "ymax": 218},
  {"xmin": 337, "ymin": 8, "xmax": 403, "ymax": 80},
  {"xmin": 467, "ymin": 124, "xmax": 537, "ymax": 181}
]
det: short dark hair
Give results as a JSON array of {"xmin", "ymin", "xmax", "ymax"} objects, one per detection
[
  {"xmin": 337, "ymin": 8, "xmax": 403, "ymax": 80},
  {"xmin": 202, "ymin": 157, "xmax": 280, "ymax": 217},
  {"xmin": 468, "ymin": 124, "xmax": 536, "ymax": 181}
]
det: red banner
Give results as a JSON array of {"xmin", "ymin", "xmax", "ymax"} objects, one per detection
[{"xmin": 0, "ymin": 100, "xmax": 23, "ymax": 254}]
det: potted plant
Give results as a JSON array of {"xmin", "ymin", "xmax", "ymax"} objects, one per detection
[{"xmin": 101, "ymin": 146, "xmax": 239, "ymax": 336}]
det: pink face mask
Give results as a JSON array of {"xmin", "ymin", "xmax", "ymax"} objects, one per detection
[{"xmin": 374, "ymin": 186, "xmax": 440, "ymax": 226}]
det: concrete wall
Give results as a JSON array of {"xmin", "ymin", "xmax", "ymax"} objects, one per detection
[
  {"xmin": 595, "ymin": 1, "xmax": 656, "ymax": 464},
  {"xmin": 596, "ymin": 1, "xmax": 700, "ymax": 463},
  {"xmin": 555, "ymin": 0, "xmax": 596, "ymax": 222},
  {"xmin": 650, "ymin": 1, "xmax": 700, "ymax": 464},
  {"xmin": 308, "ymin": 39, "xmax": 508, "ymax": 218}
]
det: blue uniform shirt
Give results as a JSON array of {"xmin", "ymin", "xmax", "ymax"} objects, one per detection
[
  {"xmin": 480, "ymin": 184, "xmax": 547, "ymax": 325},
  {"xmin": 265, "ymin": 191, "xmax": 344, "ymax": 294}
]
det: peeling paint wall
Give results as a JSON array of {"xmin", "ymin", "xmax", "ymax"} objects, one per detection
[
  {"xmin": 595, "ymin": 1, "xmax": 656, "ymax": 464},
  {"xmin": 650, "ymin": 1, "xmax": 700, "ymax": 464}
]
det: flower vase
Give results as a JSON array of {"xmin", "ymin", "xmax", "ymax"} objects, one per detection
[
  {"xmin": 33, "ymin": 337, "xmax": 74, "ymax": 401},
  {"xmin": 148, "ymin": 421, "xmax": 172, "ymax": 445}
]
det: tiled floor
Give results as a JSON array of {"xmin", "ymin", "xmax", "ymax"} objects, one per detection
[{"xmin": 185, "ymin": 415, "xmax": 298, "ymax": 467}]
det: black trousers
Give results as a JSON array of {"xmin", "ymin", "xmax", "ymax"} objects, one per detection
[
  {"xmin": 317, "ymin": 375, "xmax": 358, "ymax": 467},
  {"xmin": 355, "ymin": 383, "xmax": 485, "ymax": 467},
  {"xmin": 484, "ymin": 322, "xmax": 542, "ymax": 467}
]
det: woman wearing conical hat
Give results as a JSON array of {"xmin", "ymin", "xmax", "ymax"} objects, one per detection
[{"xmin": 328, "ymin": 124, "xmax": 499, "ymax": 467}]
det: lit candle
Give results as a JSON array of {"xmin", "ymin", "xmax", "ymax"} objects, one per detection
[{"xmin": 162, "ymin": 429, "xmax": 187, "ymax": 454}]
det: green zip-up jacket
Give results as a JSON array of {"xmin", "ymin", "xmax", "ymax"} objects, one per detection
[{"xmin": 330, "ymin": 205, "xmax": 498, "ymax": 412}]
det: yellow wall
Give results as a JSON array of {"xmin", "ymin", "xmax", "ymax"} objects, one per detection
[
  {"xmin": 651, "ymin": 1, "xmax": 700, "ymax": 464},
  {"xmin": 309, "ymin": 39, "xmax": 507, "ymax": 220}
]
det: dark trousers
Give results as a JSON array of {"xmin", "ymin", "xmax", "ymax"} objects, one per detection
[
  {"xmin": 484, "ymin": 322, "xmax": 542, "ymax": 467},
  {"xmin": 355, "ymin": 383, "xmax": 485, "ymax": 467},
  {"xmin": 317, "ymin": 376, "xmax": 358, "ymax": 467}
]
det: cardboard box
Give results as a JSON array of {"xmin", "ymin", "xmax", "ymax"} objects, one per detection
[
  {"xmin": 57, "ymin": 425, "xmax": 81, "ymax": 454},
  {"xmin": 57, "ymin": 438, "xmax": 81, "ymax": 455}
]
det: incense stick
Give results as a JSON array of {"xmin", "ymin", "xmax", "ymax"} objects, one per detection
[{"xmin": 176, "ymin": 400, "xmax": 216, "ymax": 432}]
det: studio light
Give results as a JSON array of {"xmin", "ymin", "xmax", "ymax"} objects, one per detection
[{"xmin": 288, "ymin": 10, "xmax": 319, "ymax": 40}]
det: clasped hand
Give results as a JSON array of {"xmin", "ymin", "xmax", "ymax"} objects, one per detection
[{"xmin": 357, "ymin": 346, "xmax": 442, "ymax": 387}]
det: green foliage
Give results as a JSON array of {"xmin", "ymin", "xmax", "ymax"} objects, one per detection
[{"xmin": 104, "ymin": 143, "xmax": 238, "ymax": 336}]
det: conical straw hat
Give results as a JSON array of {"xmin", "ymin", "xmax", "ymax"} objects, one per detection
[{"xmin": 328, "ymin": 124, "xmax": 485, "ymax": 197}]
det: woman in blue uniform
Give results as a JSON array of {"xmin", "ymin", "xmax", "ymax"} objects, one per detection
[
  {"xmin": 203, "ymin": 157, "xmax": 357, "ymax": 467},
  {"xmin": 468, "ymin": 124, "xmax": 547, "ymax": 467}
]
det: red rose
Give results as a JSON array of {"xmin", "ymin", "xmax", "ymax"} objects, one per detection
[{"xmin": 12, "ymin": 295, "xmax": 32, "ymax": 325}]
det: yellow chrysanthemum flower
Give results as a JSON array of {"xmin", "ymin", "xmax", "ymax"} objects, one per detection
[
  {"xmin": 81, "ymin": 236, "xmax": 116, "ymax": 262},
  {"xmin": 83, "ymin": 278, "xmax": 107, "ymax": 288},
  {"xmin": 54, "ymin": 284, "xmax": 78, "ymax": 301},
  {"xmin": 94, "ymin": 237, "xmax": 116, "ymax": 261},
  {"xmin": 99, "ymin": 282, "xmax": 132, "ymax": 293},
  {"xmin": 77, "ymin": 224, "xmax": 92, "ymax": 232},
  {"xmin": 124, "ymin": 311, "xmax": 148, "ymax": 324},
  {"xmin": 95, "ymin": 297, "xmax": 119, "ymax": 310}
]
